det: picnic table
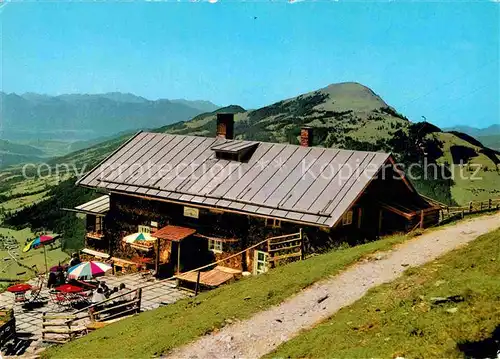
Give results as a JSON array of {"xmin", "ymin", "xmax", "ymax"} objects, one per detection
[
  {"xmin": 7, "ymin": 283, "xmax": 32, "ymax": 302},
  {"xmin": 51, "ymin": 284, "xmax": 89, "ymax": 309}
]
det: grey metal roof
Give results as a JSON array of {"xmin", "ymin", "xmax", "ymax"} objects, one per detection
[
  {"xmin": 74, "ymin": 195, "xmax": 110, "ymax": 215},
  {"xmin": 77, "ymin": 132, "xmax": 391, "ymax": 227}
]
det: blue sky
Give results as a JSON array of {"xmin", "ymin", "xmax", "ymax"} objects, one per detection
[{"xmin": 1, "ymin": 2, "xmax": 499, "ymax": 128}]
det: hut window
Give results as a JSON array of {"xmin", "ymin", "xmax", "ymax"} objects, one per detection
[
  {"xmin": 265, "ymin": 218, "xmax": 281, "ymax": 228},
  {"xmin": 95, "ymin": 216, "xmax": 103, "ymax": 233},
  {"xmin": 342, "ymin": 210, "xmax": 353, "ymax": 226},
  {"xmin": 208, "ymin": 239, "xmax": 223, "ymax": 253},
  {"xmin": 138, "ymin": 225, "xmax": 151, "ymax": 234}
]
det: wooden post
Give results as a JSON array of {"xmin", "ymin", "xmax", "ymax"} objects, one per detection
[
  {"xmin": 177, "ymin": 242, "xmax": 181, "ymax": 275},
  {"xmin": 461, "ymin": 210, "xmax": 465, "ymax": 219},
  {"xmin": 469, "ymin": 201, "xmax": 473, "ymax": 213},
  {"xmin": 489, "ymin": 199, "xmax": 492, "ymax": 210},
  {"xmin": 420, "ymin": 210, "xmax": 424, "ymax": 229},
  {"xmin": 194, "ymin": 271, "xmax": 201, "ymax": 296},
  {"xmin": 155, "ymin": 239, "xmax": 160, "ymax": 277},
  {"xmin": 299, "ymin": 228, "xmax": 304, "ymax": 260},
  {"xmin": 136, "ymin": 288, "xmax": 142, "ymax": 313}
]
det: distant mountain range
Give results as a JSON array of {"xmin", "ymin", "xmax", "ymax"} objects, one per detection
[
  {"xmin": 443, "ymin": 124, "xmax": 500, "ymax": 137},
  {"xmin": 443, "ymin": 124, "xmax": 500, "ymax": 151},
  {"xmin": 48, "ymin": 82, "xmax": 499, "ymax": 206},
  {"xmin": 0, "ymin": 91, "xmax": 219, "ymax": 142}
]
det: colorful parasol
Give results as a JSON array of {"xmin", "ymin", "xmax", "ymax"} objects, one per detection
[
  {"xmin": 123, "ymin": 232, "xmax": 156, "ymax": 244},
  {"xmin": 22, "ymin": 234, "xmax": 60, "ymax": 273},
  {"xmin": 67, "ymin": 261, "xmax": 112, "ymax": 280},
  {"xmin": 7, "ymin": 283, "xmax": 32, "ymax": 293},
  {"xmin": 23, "ymin": 235, "xmax": 59, "ymax": 253}
]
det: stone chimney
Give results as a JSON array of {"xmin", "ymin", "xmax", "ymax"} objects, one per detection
[
  {"xmin": 300, "ymin": 126, "xmax": 313, "ymax": 147},
  {"xmin": 216, "ymin": 113, "xmax": 234, "ymax": 140}
]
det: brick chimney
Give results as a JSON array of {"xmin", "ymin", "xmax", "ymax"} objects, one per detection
[
  {"xmin": 300, "ymin": 126, "xmax": 313, "ymax": 147},
  {"xmin": 216, "ymin": 113, "xmax": 234, "ymax": 140}
]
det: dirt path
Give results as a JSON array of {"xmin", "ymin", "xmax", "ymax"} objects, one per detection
[{"xmin": 167, "ymin": 213, "xmax": 500, "ymax": 359}]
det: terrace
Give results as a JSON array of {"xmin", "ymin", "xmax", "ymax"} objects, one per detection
[{"xmin": 0, "ymin": 272, "xmax": 191, "ymax": 356}]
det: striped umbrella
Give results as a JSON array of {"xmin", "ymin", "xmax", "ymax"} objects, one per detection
[
  {"xmin": 123, "ymin": 232, "xmax": 156, "ymax": 244},
  {"xmin": 23, "ymin": 235, "xmax": 59, "ymax": 253},
  {"xmin": 22, "ymin": 234, "xmax": 60, "ymax": 273},
  {"xmin": 67, "ymin": 261, "xmax": 112, "ymax": 280}
]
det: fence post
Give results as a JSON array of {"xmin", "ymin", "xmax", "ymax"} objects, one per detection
[
  {"xmin": 469, "ymin": 201, "xmax": 473, "ymax": 213},
  {"xmin": 420, "ymin": 210, "xmax": 424, "ymax": 229},
  {"xmin": 136, "ymin": 288, "xmax": 142, "ymax": 313},
  {"xmin": 300, "ymin": 228, "xmax": 305, "ymax": 260},
  {"xmin": 194, "ymin": 271, "xmax": 201, "ymax": 296},
  {"xmin": 489, "ymin": 199, "xmax": 492, "ymax": 210},
  {"xmin": 461, "ymin": 210, "xmax": 465, "ymax": 219}
]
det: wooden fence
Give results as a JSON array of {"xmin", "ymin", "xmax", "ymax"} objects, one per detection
[
  {"xmin": 88, "ymin": 288, "xmax": 142, "ymax": 323},
  {"xmin": 439, "ymin": 198, "xmax": 500, "ymax": 223},
  {"xmin": 268, "ymin": 230, "xmax": 303, "ymax": 268},
  {"xmin": 41, "ymin": 312, "xmax": 88, "ymax": 344}
]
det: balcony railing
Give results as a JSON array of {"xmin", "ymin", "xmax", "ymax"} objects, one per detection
[{"xmin": 86, "ymin": 231, "xmax": 104, "ymax": 240}]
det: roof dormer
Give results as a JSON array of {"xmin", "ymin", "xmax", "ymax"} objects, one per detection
[{"xmin": 211, "ymin": 140, "xmax": 258, "ymax": 162}]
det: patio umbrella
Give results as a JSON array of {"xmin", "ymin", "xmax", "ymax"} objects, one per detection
[
  {"xmin": 7, "ymin": 283, "xmax": 32, "ymax": 293},
  {"xmin": 22, "ymin": 234, "xmax": 60, "ymax": 273},
  {"xmin": 123, "ymin": 232, "xmax": 156, "ymax": 244},
  {"xmin": 67, "ymin": 261, "xmax": 112, "ymax": 280},
  {"xmin": 50, "ymin": 264, "xmax": 68, "ymax": 272},
  {"xmin": 55, "ymin": 284, "xmax": 83, "ymax": 293}
]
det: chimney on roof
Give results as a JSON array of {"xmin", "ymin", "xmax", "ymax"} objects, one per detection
[
  {"xmin": 216, "ymin": 113, "xmax": 234, "ymax": 140},
  {"xmin": 300, "ymin": 126, "xmax": 313, "ymax": 147}
]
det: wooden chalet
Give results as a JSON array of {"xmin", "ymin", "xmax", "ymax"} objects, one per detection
[{"xmin": 72, "ymin": 114, "xmax": 440, "ymax": 281}]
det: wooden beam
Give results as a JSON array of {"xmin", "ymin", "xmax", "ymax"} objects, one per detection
[
  {"xmin": 100, "ymin": 190, "xmax": 332, "ymax": 229},
  {"xmin": 177, "ymin": 242, "xmax": 181, "ymax": 275}
]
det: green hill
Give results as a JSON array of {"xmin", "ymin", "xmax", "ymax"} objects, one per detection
[{"xmin": 159, "ymin": 82, "xmax": 499, "ymax": 205}]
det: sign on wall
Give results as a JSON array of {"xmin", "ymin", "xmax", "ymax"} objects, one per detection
[{"xmin": 183, "ymin": 206, "xmax": 199, "ymax": 219}]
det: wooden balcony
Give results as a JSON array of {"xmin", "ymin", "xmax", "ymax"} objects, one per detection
[{"xmin": 86, "ymin": 231, "xmax": 105, "ymax": 240}]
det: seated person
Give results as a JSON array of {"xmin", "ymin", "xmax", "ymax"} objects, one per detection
[
  {"xmin": 108, "ymin": 287, "xmax": 119, "ymax": 302},
  {"xmin": 55, "ymin": 270, "xmax": 66, "ymax": 286},
  {"xmin": 91, "ymin": 287, "xmax": 106, "ymax": 304},
  {"xmin": 98, "ymin": 281, "xmax": 111, "ymax": 297},
  {"xmin": 47, "ymin": 272, "xmax": 57, "ymax": 289},
  {"xmin": 118, "ymin": 283, "xmax": 134, "ymax": 302},
  {"xmin": 68, "ymin": 253, "xmax": 81, "ymax": 268}
]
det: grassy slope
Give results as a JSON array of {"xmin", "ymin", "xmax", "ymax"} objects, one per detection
[
  {"xmin": 0, "ymin": 173, "xmax": 72, "ymax": 284},
  {"xmin": 430, "ymin": 132, "xmax": 500, "ymax": 204},
  {"xmin": 0, "ymin": 227, "xmax": 69, "ymax": 282},
  {"xmin": 267, "ymin": 228, "xmax": 500, "ymax": 359},
  {"xmin": 44, "ymin": 233, "xmax": 410, "ymax": 359}
]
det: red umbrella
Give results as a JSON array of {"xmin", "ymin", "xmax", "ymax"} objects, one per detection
[
  {"xmin": 50, "ymin": 264, "xmax": 68, "ymax": 272},
  {"xmin": 55, "ymin": 284, "xmax": 83, "ymax": 293},
  {"xmin": 7, "ymin": 283, "xmax": 32, "ymax": 293}
]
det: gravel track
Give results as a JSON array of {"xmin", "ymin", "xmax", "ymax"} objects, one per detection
[{"xmin": 168, "ymin": 213, "xmax": 500, "ymax": 359}]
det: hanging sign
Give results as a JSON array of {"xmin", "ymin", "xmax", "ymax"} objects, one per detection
[{"xmin": 183, "ymin": 206, "xmax": 199, "ymax": 219}]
